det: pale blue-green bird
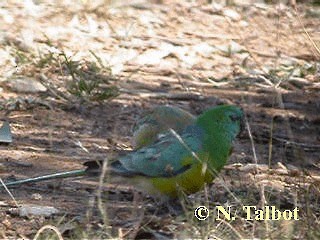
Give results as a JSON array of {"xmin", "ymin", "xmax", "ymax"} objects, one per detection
[
  {"xmin": 86, "ymin": 105, "xmax": 244, "ymax": 198},
  {"xmin": 2, "ymin": 105, "xmax": 243, "ymax": 200}
]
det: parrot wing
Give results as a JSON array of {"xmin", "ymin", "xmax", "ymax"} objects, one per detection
[
  {"xmin": 132, "ymin": 106, "xmax": 195, "ymax": 149},
  {"xmin": 132, "ymin": 106, "xmax": 194, "ymax": 133},
  {"xmin": 112, "ymin": 124, "xmax": 205, "ymax": 178}
]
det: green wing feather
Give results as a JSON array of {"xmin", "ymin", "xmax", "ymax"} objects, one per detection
[{"xmin": 114, "ymin": 124, "xmax": 204, "ymax": 177}]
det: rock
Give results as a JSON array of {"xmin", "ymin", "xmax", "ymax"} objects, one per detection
[
  {"xmin": 0, "ymin": 201, "xmax": 8, "ymax": 206},
  {"xmin": 239, "ymin": 20, "xmax": 249, "ymax": 27},
  {"xmin": 275, "ymin": 162, "xmax": 287, "ymax": 170},
  {"xmin": 216, "ymin": 41, "xmax": 245, "ymax": 55},
  {"xmin": 192, "ymin": 42, "xmax": 217, "ymax": 57},
  {"xmin": 240, "ymin": 163, "xmax": 269, "ymax": 173},
  {"xmin": 134, "ymin": 48, "xmax": 171, "ymax": 65},
  {"xmin": 18, "ymin": 204, "xmax": 59, "ymax": 217},
  {"xmin": 31, "ymin": 193, "xmax": 42, "ymax": 200},
  {"xmin": 272, "ymin": 162, "xmax": 289, "ymax": 175},
  {"xmin": 273, "ymin": 168, "xmax": 288, "ymax": 175},
  {"xmin": 5, "ymin": 77, "xmax": 47, "ymax": 93},
  {"xmin": 0, "ymin": 121, "xmax": 12, "ymax": 144},
  {"xmin": 222, "ymin": 9, "xmax": 241, "ymax": 21},
  {"xmin": 211, "ymin": 3, "xmax": 223, "ymax": 12}
]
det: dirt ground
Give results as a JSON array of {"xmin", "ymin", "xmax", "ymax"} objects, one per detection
[{"xmin": 0, "ymin": 0, "xmax": 320, "ymax": 239}]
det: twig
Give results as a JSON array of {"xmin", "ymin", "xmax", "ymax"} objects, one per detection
[
  {"xmin": 33, "ymin": 225, "xmax": 63, "ymax": 240},
  {"xmin": 294, "ymin": 7, "xmax": 320, "ymax": 56},
  {"xmin": 244, "ymin": 116, "xmax": 258, "ymax": 165},
  {"xmin": 120, "ymin": 90, "xmax": 204, "ymax": 101},
  {"xmin": 0, "ymin": 178, "xmax": 19, "ymax": 207}
]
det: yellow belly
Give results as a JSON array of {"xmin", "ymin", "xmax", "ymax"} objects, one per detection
[{"xmin": 148, "ymin": 162, "xmax": 213, "ymax": 198}]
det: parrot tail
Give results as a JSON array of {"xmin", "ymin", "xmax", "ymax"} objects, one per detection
[
  {"xmin": 84, "ymin": 160, "xmax": 135, "ymax": 177},
  {"xmin": 0, "ymin": 169, "xmax": 86, "ymax": 188}
]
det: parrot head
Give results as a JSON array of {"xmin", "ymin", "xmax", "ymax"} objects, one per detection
[
  {"xmin": 197, "ymin": 105, "xmax": 244, "ymax": 139},
  {"xmin": 195, "ymin": 105, "xmax": 244, "ymax": 172}
]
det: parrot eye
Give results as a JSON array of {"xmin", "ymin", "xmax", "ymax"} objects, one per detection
[{"xmin": 230, "ymin": 114, "xmax": 241, "ymax": 122}]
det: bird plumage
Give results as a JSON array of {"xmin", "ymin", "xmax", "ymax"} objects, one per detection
[
  {"xmin": 87, "ymin": 105, "xmax": 244, "ymax": 198},
  {"xmin": 132, "ymin": 106, "xmax": 195, "ymax": 149},
  {"xmin": 2, "ymin": 105, "xmax": 244, "ymax": 200}
]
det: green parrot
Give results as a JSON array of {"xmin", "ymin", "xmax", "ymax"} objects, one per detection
[
  {"xmin": 132, "ymin": 106, "xmax": 195, "ymax": 149},
  {"xmin": 86, "ymin": 105, "xmax": 244, "ymax": 198},
  {"xmin": 0, "ymin": 106, "xmax": 195, "ymax": 188},
  {"xmin": 1, "ymin": 105, "xmax": 243, "ymax": 199}
]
